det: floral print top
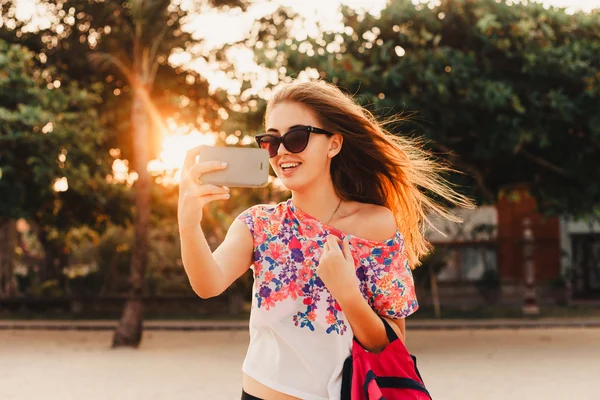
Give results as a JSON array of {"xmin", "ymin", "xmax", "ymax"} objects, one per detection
[{"xmin": 236, "ymin": 199, "xmax": 418, "ymax": 400}]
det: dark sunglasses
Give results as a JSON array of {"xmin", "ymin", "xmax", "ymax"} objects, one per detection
[{"xmin": 255, "ymin": 125, "xmax": 333, "ymax": 158}]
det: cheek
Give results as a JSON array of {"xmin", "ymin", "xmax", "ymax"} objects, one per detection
[
  {"xmin": 298, "ymin": 152, "xmax": 330, "ymax": 180},
  {"xmin": 303, "ymin": 137, "xmax": 331, "ymax": 162}
]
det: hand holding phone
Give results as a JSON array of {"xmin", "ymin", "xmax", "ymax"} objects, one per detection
[
  {"xmin": 177, "ymin": 145, "xmax": 270, "ymax": 229},
  {"xmin": 194, "ymin": 146, "xmax": 270, "ymax": 188},
  {"xmin": 178, "ymin": 146, "xmax": 231, "ymax": 228}
]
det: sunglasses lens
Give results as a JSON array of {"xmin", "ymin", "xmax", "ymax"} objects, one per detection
[
  {"xmin": 283, "ymin": 129, "xmax": 309, "ymax": 153},
  {"xmin": 258, "ymin": 136, "xmax": 279, "ymax": 157}
]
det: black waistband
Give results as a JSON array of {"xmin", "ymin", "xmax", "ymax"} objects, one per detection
[{"xmin": 241, "ymin": 389, "xmax": 264, "ymax": 400}]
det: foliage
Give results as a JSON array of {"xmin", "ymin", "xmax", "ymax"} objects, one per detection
[
  {"xmin": 0, "ymin": 1, "xmax": 276, "ymax": 304},
  {"xmin": 476, "ymin": 267, "xmax": 501, "ymax": 290},
  {"xmin": 473, "ymin": 266, "xmax": 501, "ymax": 304},
  {"xmin": 549, "ymin": 273, "xmax": 567, "ymax": 289},
  {"xmin": 257, "ymin": 0, "xmax": 600, "ymax": 217},
  {"xmin": 0, "ymin": 39, "xmax": 132, "ymax": 285},
  {"xmin": 1, "ymin": 0, "xmax": 248, "ymax": 163},
  {"xmin": 0, "ymin": 39, "xmax": 126, "ymax": 218}
]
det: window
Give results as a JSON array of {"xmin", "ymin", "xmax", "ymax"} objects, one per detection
[
  {"xmin": 571, "ymin": 234, "xmax": 600, "ymax": 297},
  {"xmin": 436, "ymin": 245, "xmax": 498, "ymax": 283}
]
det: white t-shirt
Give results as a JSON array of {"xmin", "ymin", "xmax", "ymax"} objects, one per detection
[{"xmin": 236, "ymin": 200, "xmax": 419, "ymax": 399}]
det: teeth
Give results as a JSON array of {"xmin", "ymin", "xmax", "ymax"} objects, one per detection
[{"xmin": 281, "ymin": 163, "xmax": 300, "ymax": 169}]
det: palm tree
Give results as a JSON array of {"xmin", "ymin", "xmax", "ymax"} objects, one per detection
[
  {"xmin": 89, "ymin": 0, "xmax": 175, "ymax": 347},
  {"xmin": 90, "ymin": 0, "xmax": 246, "ymax": 347}
]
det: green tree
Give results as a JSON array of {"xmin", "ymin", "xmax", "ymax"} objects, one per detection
[
  {"xmin": 255, "ymin": 0, "xmax": 600, "ymax": 216},
  {"xmin": 0, "ymin": 39, "xmax": 131, "ymax": 297},
  {"xmin": 2, "ymin": 0, "xmax": 258, "ymax": 345}
]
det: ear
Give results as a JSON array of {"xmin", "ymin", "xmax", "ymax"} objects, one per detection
[{"xmin": 328, "ymin": 133, "xmax": 343, "ymax": 158}]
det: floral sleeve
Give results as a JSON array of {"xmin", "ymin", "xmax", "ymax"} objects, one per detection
[
  {"xmin": 236, "ymin": 206, "xmax": 256, "ymax": 236},
  {"xmin": 364, "ymin": 242, "xmax": 419, "ymax": 319}
]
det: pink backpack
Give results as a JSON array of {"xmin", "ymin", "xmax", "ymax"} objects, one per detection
[{"xmin": 341, "ymin": 317, "xmax": 432, "ymax": 400}]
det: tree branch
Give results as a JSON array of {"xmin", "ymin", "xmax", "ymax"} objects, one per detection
[
  {"xmin": 517, "ymin": 148, "xmax": 573, "ymax": 178},
  {"xmin": 434, "ymin": 143, "xmax": 495, "ymax": 203}
]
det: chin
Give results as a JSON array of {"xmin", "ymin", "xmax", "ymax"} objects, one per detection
[{"xmin": 278, "ymin": 175, "xmax": 311, "ymax": 192}]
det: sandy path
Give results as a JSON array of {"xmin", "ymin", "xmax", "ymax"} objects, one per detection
[{"xmin": 1, "ymin": 328, "xmax": 599, "ymax": 400}]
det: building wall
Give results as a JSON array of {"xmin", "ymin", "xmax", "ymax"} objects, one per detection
[
  {"xmin": 427, "ymin": 206, "xmax": 498, "ymax": 283},
  {"xmin": 427, "ymin": 206, "xmax": 497, "ymax": 244}
]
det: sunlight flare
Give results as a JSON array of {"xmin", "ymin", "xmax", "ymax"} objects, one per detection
[{"xmin": 52, "ymin": 177, "xmax": 68, "ymax": 192}]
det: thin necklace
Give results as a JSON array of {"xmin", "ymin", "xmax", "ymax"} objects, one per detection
[{"xmin": 325, "ymin": 198, "xmax": 342, "ymax": 225}]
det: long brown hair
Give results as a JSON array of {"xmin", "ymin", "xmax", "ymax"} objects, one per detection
[{"xmin": 266, "ymin": 80, "xmax": 474, "ymax": 267}]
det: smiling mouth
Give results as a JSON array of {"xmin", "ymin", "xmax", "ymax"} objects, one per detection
[{"xmin": 280, "ymin": 162, "xmax": 301, "ymax": 171}]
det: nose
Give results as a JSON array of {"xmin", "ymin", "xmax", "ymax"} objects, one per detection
[{"xmin": 276, "ymin": 138, "xmax": 290, "ymax": 157}]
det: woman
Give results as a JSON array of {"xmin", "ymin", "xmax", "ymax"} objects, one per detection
[{"xmin": 178, "ymin": 80, "xmax": 471, "ymax": 399}]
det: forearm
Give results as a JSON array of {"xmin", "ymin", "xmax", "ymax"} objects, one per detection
[
  {"xmin": 179, "ymin": 225, "xmax": 224, "ymax": 298},
  {"xmin": 336, "ymin": 288, "xmax": 389, "ymax": 353}
]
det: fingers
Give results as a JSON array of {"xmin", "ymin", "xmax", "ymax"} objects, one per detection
[
  {"xmin": 184, "ymin": 184, "xmax": 229, "ymax": 198},
  {"xmin": 181, "ymin": 190, "xmax": 230, "ymax": 206},
  {"xmin": 342, "ymin": 236, "xmax": 352, "ymax": 260},
  {"xmin": 201, "ymin": 192, "xmax": 231, "ymax": 204},
  {"xmin": 326, "ymin": 235, "xmax": 342, "ymax": 253},
  {"xmin": 182, "ymin": 144, "xmax": 228, "ymax": 174},
  {"xmin": 186, "ymin": 160, "xmax": 228, "ymax": 182},
  {"xmin": 183, "ymin": 145, "xmax": 207, "ymax": 172}
]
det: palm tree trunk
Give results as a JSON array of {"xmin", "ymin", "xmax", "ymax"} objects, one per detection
[
  {"xmin": 0, "ymin": 218, "xmax": 18, "ymax": 297},
  {"xmin": 112, "ymin": 90, "xmax": 151, "ymax": 348}
]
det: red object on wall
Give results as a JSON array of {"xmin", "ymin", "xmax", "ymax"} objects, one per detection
[{"xmin": 496, "ymin": 187, "xmax": 561, "ymax": 281}]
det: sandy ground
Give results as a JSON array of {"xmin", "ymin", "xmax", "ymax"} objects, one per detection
[{"xmin": 1, "ymin": 327, "xmax": 599, "ymax": 400}]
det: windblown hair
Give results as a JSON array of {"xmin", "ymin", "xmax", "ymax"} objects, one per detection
[{"xmin": 266, "ymin": 80, "xmax": 474, "ymax": 267}]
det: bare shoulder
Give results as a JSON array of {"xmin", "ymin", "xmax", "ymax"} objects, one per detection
[{"xmin": 348, "ymin": 202, "xmax": 398, "ymax": 242}]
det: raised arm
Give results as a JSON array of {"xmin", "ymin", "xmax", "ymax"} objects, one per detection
[{"xmin": 178, "ymin": 146, "xmax": 254, "ymax": 299}]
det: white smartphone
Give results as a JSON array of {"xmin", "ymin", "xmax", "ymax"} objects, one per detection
[{"xmin": 195, "ymin": 146, "xmax": 270, "ymax": 188}]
